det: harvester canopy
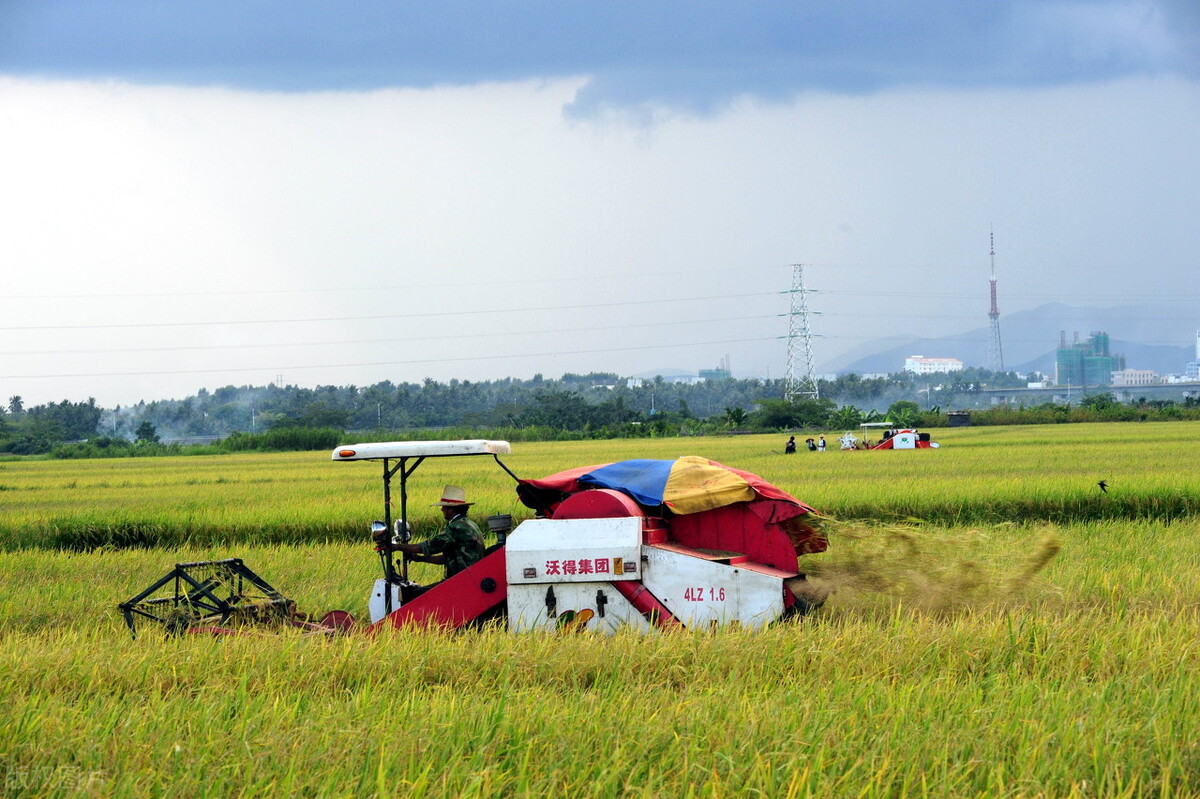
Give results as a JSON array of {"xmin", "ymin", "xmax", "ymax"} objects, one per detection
[
  {"xmin": 331, "ymin": 439, "xmax": 511, "ymax": 461},
  {"xmin": 517, "ymin": 456, "xmax": 826, "ymax": 571}
]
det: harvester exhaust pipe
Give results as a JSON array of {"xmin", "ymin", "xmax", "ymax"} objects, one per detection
[{"xmin": 486, "ymin": 514, "xmax": 513, "ymax": 545}]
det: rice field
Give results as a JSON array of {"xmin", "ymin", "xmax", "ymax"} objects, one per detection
[
  {"xmin": 2, "ymin": 422, "xmax": 1198, "ymax": 550},
  {"xmin": 2, "ymin": 423, "xmax": 1200, "ymax": 796}
]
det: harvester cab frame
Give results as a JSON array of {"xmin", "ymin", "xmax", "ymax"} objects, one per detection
[{"xmin": 331, "ymin": 439, "xmax": 517, "ymax": 618}]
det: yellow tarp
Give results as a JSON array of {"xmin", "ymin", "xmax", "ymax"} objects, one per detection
[{"xmin": 662, "ymin": 455, "xmax": 756, "ymax": 514}]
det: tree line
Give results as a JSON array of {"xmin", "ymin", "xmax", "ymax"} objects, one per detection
[{"xmin": 3, "ymin": 371, "xmax": 1199, "ymax": 457}]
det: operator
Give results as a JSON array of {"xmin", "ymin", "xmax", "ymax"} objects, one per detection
[{"xmin": 386, "ymin": 485, "xmax": 486, "ymax": 582}]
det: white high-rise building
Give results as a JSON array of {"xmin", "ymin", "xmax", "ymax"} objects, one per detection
[{"xmin": 1186, "ymin": 331, "xmax": 1200, "ymax": 380}]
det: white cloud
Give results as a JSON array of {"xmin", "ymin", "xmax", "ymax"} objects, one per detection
[{"xmin": 0, "ymin": 74, "xmax": 1197, "ymax": 406}]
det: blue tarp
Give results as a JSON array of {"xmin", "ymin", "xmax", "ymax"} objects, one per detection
[{"xmin": 576, "ymin": 459, "xmax": 673, "ymax": 507}]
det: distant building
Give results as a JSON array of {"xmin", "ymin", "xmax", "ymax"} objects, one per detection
[
  {"xmin": 904, "ymin": 356, "xmax": 963, "ymax": 375},
  {"xmin": 1185, "ymin": 330, "xmax": 1200, "ymax": 380},
  {"xmin": 699, "ymin": 355, "xmax": 732, "ymax": 381},
  {"xmin": 1055, "ymin": 331, "xmax": 1125, "ymax": 388},
  {"xmin": 1111, "ymin": 369, "xmax": 1158, "ymax": 387}
]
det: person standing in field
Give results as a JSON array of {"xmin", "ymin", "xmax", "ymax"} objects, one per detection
[
  {"xmin": 818, "ymin": 435, "xmax": 826, "ymax": 452},
  {"xmin": 785, "ymin": 436, "xmax": 797, "ymax": 454},
  {"xmin": 386, "ymin": 485, "xmax": 486, "ymax": 581}
]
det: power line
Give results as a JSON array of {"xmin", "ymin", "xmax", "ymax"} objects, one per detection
[
  {"xmin": 0, "ymin": 335, "xmax": 783, "ymax": 381},
  {"xmin": 0, "ymin": 303, "xmax": 1000, "ymax": 335},
  {"xmin": 816, "ymin": 310, "xmax": 1200, "ymax": 322},
  {"xmin": 0, "ymin": 290, "xmax": 784, "ymax": 332},
  {"xmin": 820, "ymin": 332, "xmax": 1196, "ymax": 346},
  {"xmin": 820, "ymin": 288, "xmax": 1199, "ymax": 303},
  {"xmin": 0, "ymin": 314, "xmax": 777, "ymax": 357},
  {"xmin": 7, "ymin": 268, "xmax": 1191, "ymax": 305},
  {"xmin": 2, "ymin": 264, "xmax": 789, "ymax": 301}
]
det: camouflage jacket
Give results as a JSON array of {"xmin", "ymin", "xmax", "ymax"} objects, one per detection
[{"xmin": 419, "ymin": 514, "xmax": 486, "ymax": 578}]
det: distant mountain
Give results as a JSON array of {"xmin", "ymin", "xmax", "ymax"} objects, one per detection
[{"xmin": 822, "ymin": 303, "xmax": 1197, "ymax": 376}]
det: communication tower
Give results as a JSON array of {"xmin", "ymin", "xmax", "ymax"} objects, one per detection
[
  {"xmin": 784, "ymin": 263, "xmax": 819, "ymax": 401},
  {"xmin": 987, "ymin": 232, "xmax": 1005, "ymax": 372}
]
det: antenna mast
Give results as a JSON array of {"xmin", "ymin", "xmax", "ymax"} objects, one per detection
[
  {"xmin": 987, "ymin": 231, "xmax": 1005, "ymax": 372},
  {"xmin": 784, "ymin": 263, "xmax": 819, "ymax": 401}
]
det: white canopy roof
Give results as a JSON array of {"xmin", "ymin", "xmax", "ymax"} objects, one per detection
[{"xmin": 331, "ymin": 439, "xmax": 512, "ymax": 462}]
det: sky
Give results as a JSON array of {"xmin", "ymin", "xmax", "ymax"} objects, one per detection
[{"xmin": 2, "ymin": 0, "xmax": 1199, "ymax": 407}]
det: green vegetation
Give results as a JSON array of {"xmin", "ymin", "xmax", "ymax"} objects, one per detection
[
  {"xmin": 7, "ymin": 374, "xmax": 1200, "ymax": 458},
  {"xmin": 0, "ymin": 396, "xmax": 103, "ymax": 454},
  {"xmin": 2, "ymin": 424, "xmax": 1200, "ymax": 795},
  {"xmin": 2, "ymin": 422, "xmax": 1198, "ymax": 551}
]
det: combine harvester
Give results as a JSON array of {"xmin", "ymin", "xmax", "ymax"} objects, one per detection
[
  {"xmin": 858, "ymin": 422, "xmax": 940, "ymax": 450},
  {"xmin": 337, "ymin": 440, "xmax": 829, "ymax": 633},
  {"xmin": 121, "ymin": 440, "xmax": 829, "ymax": 636}
]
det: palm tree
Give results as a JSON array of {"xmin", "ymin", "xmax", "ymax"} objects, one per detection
[{"xmin": 828, "ymin": 405, "xmax": 864, "ymax": 429}]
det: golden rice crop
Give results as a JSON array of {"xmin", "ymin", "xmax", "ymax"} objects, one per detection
[
  {"xmin": 2, "ymin": 514, "xmax": 1199, "ymax": 797},
  {"xmin": 2, "ymin": 421, "xmax": 1199, "ymax": 550},
  {"xmin": 2, "ymin": 423, "xmax": 1200, "ymax": 796}
]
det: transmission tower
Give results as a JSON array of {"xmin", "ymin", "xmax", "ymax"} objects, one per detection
[
  {"xmin": 987, "ymin": 231, "xmax": 1005, "ymax": 372},
  {"xmin": 784, "ymin": 263, "xmax": 819, "ymax": 401}
]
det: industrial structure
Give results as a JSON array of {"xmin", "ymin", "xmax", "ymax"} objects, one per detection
[
  {"xmin": 784, "ymin": 264, "xmax": 819, "ymax": 402},
  {"xmin": 987, "ymin": 232, "xmax": 1005, "ymax": 373},
  {"xmin": 699, "ymin": 355, "xmax": 732, "ymax": 381},
  {"xmin": 1055, "ymin": 331, "xmax": 1125, "ymax": 389}
]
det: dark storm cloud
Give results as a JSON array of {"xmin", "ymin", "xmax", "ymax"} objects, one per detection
[{"xmin": 1, "ymin": 0, "xmax": 1194, "ymax": 110}]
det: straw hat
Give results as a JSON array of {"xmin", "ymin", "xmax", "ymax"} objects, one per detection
[{"xmin": 432, "ymin": 485, "xmax": 474, "ymax": 507}]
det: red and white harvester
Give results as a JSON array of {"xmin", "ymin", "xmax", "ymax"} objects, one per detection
[
  {"xmin": 857, "ymin": 422, "xmax": 940, "ymax": 450},
  {"xmin": 120, "ymin": 440, "xmax": 829, "ymax": 637},
  {"xmin": 333, "ymin": 440, "xmax": 829, "ymax": 633}
]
